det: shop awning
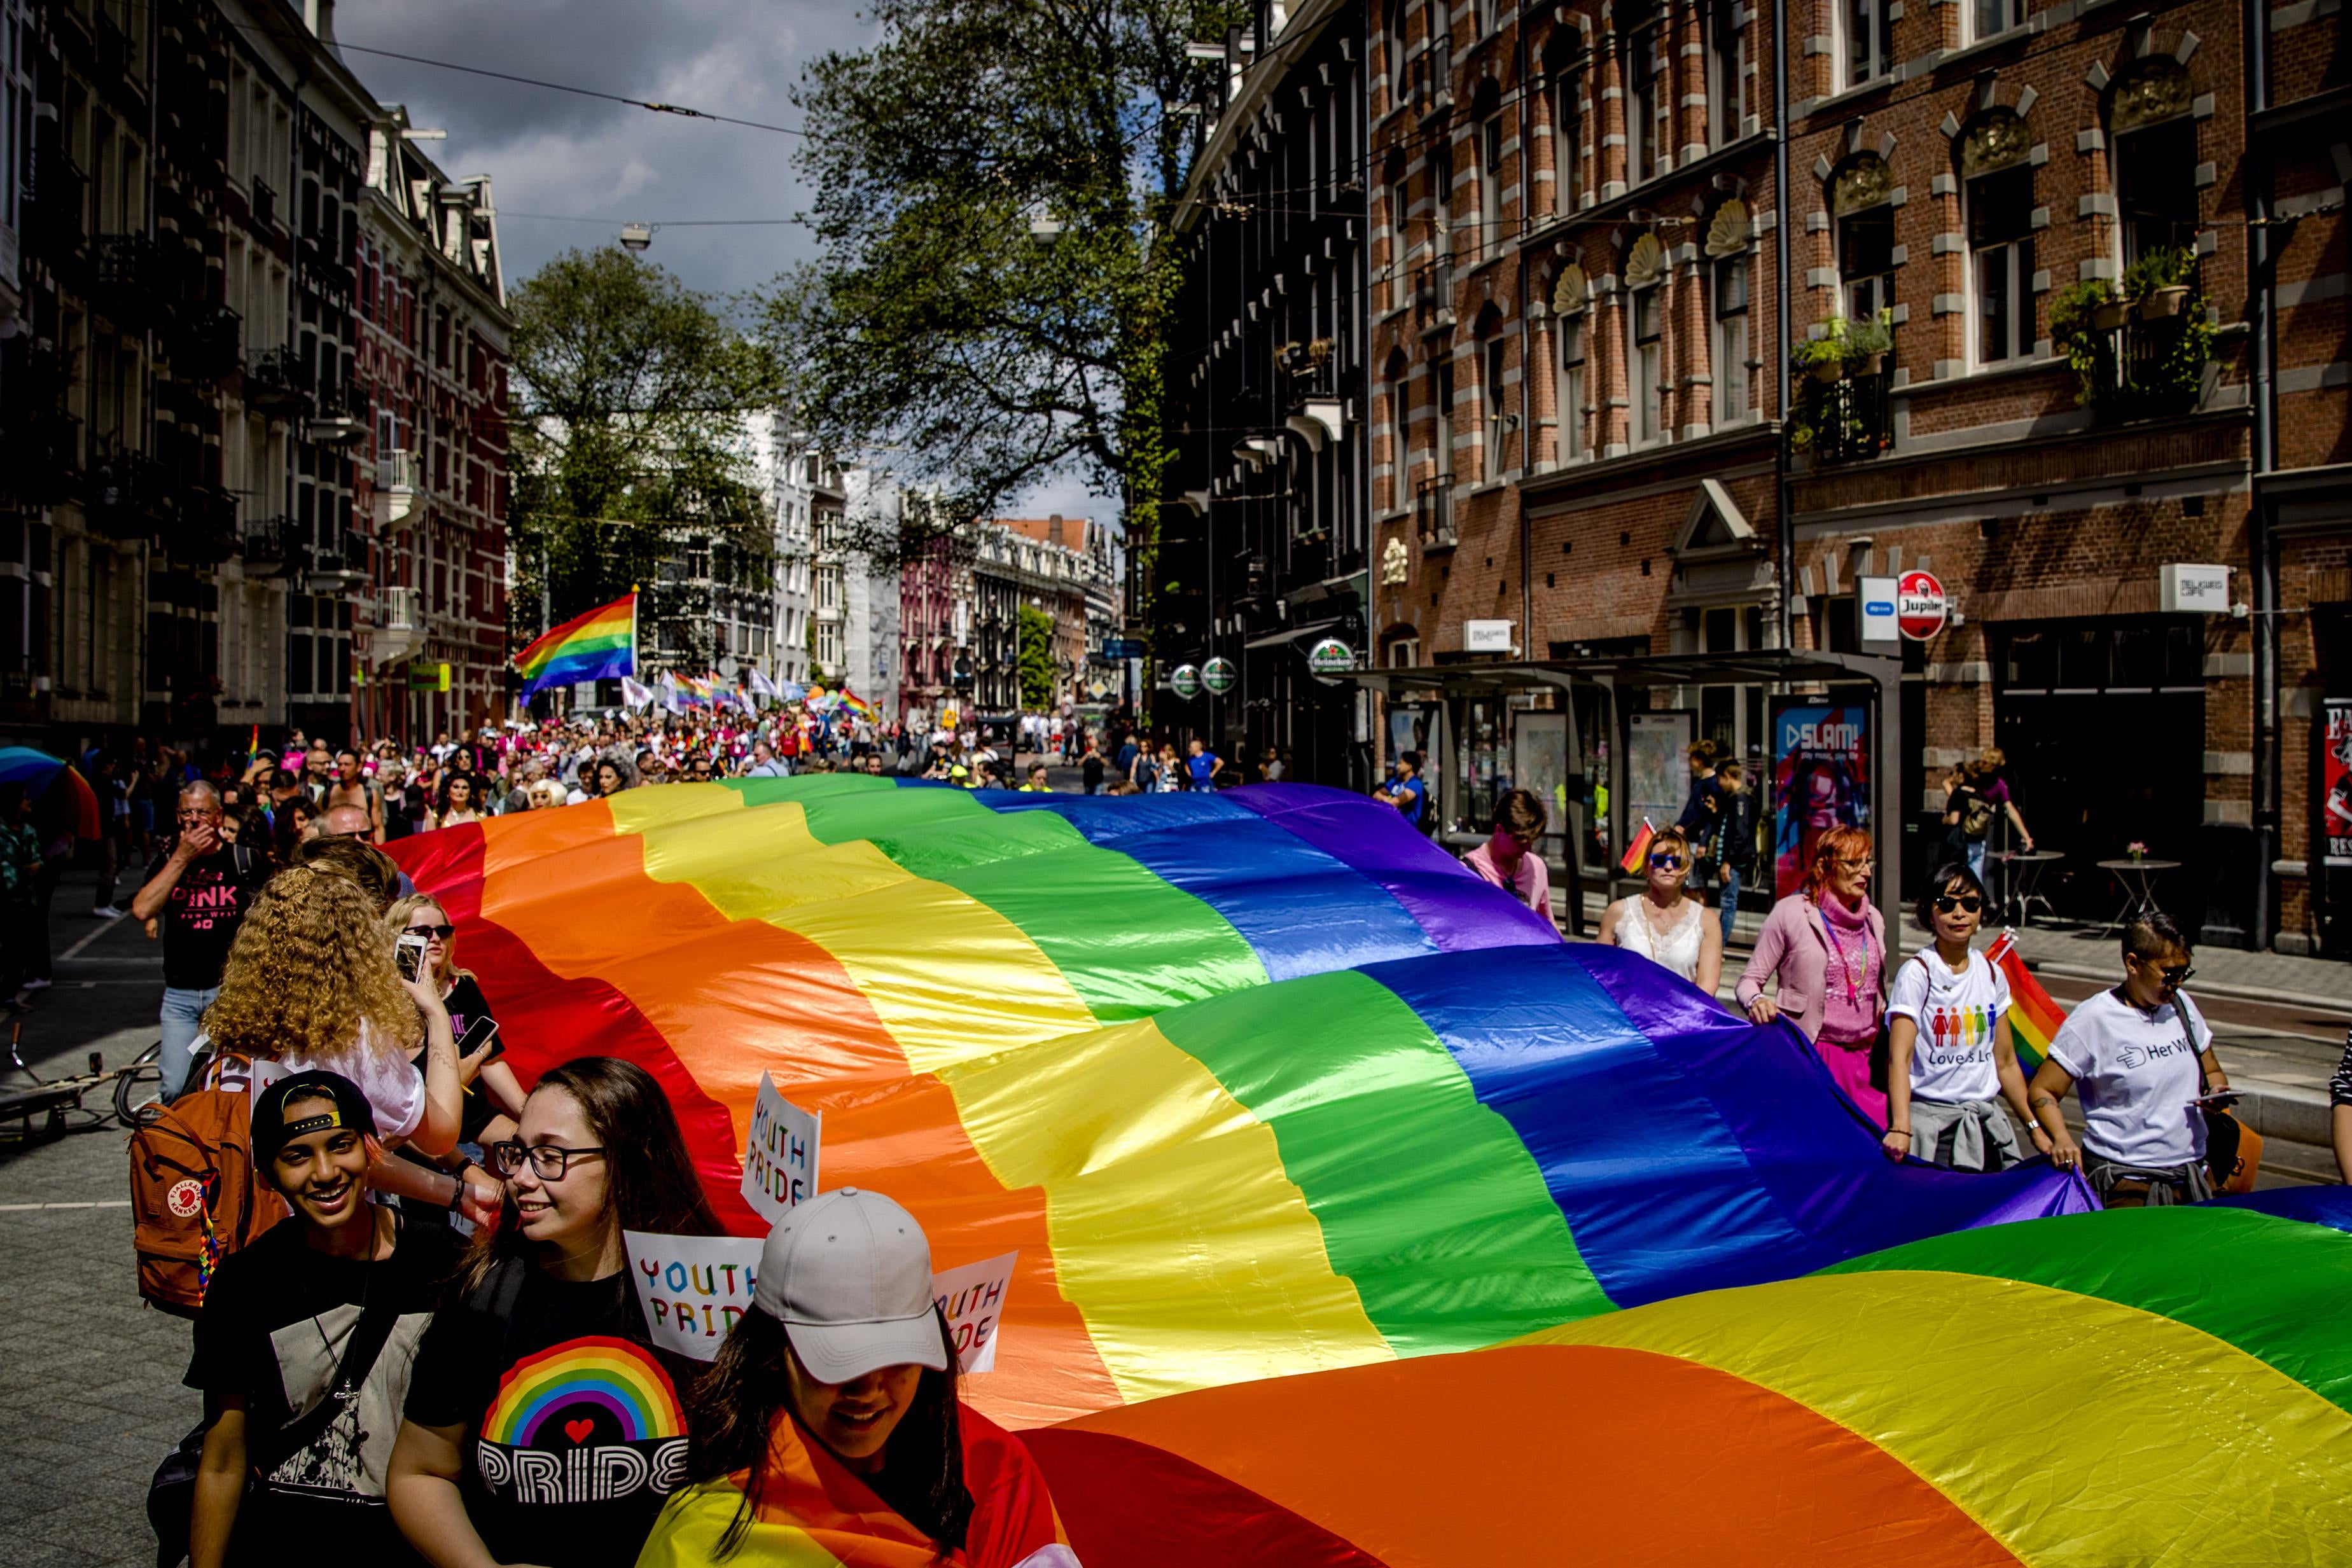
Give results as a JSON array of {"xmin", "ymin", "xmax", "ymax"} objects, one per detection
[
  {"xmin": 1241, "ymin": 618, "xmax": 1345, "ymax": 651},
  {"xmin": 1324, "ymin": 648, "xmax": 1898, "ymax": 696}
]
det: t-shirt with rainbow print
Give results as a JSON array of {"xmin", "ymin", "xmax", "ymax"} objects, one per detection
[{"xmin": 1886, "ymin": 947, "xmax": 2011, "ymax": 1104}]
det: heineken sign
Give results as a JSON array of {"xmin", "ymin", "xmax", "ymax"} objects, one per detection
[
  {"xmin": 1169, "ymin": 663, "xmax": 1202, "ymax": 698},
  {"xmin": 1201, "ymin": 656, "xmax": 1237, "ymax": 694},
  {"xmin": 1307, "ymin": 637, "xmax": 1356, "ymax": 674}
]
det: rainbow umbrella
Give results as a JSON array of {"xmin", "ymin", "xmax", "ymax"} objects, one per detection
[
  {"xmin": 0, "ymin": 746, "xmax": 102, "ymax": 840},
  {"xmin": 391, "ymin": 777, "xmax": 2084, "ymax": 1429},
  {"xmin": 1026, "ymin": 1190, "xmax": 2352, "ymax": 1566}
]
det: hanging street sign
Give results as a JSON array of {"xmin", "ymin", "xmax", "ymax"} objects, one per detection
[
  {"xmin": 1201, "ymin": 656, "xmax": 1237, "ymax": 693},
  {"xmin": 1896, "ymin": 570, "xmax": 1948, "ymax": 641},
  {"xmin": 1169, "ymin": 663, "xmax": 1202, "ymax": 698},
  {"xmin": 1307, "ymin": 637, "xmax": 1356, "ymax": 674}
]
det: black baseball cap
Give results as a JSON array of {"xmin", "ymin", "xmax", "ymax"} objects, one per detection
[{"xmin": 251, "ymin": 1070, "xmax": 378, "ymax": 1167}]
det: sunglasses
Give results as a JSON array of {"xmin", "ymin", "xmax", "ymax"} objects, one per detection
[
  {"xmin": 405, "ymin": 923, "xmax": 456, "ymax": 940},
  {"xmin": 1933, "ymin": 895, "xmax": 1984, "ymax": 915},
  {"xmin": 2134, "ymin": 956, "xmax": 2195, "ymax": 987},
  {"xmin": 1648, "ymin": 853, "xmax": 1685, "ymax": 870}
]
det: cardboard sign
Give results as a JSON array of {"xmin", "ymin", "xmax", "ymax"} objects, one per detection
[
  {"xmin": 741, "ymin": 1072, "xmax": 822, "ymax": 1227},
  {"xmin": 933, "ymin": 1251, "xmax": 1017, "ymax": 1375},
  {"xmin": 626, "ymin": 1231, "xmax": 763, "ymax": 1361}
]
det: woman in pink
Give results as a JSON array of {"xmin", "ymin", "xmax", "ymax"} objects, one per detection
[{"xmin": 1734, "ymin": 825, "xmax": 1889, "ymax": 1125}]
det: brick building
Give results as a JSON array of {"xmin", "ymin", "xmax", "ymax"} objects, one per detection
[{"xmin": 1339, "ymin": 0, "xmax": 2348, "ymax": 951}]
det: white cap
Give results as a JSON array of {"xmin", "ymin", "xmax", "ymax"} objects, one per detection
[{"xmin": 752, "ymin": 1188, "xmax": 948, "ymax": 1384}]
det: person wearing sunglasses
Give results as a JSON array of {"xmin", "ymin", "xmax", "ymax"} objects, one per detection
[
  {"xmin": 1882, "ymin": 863, "xmax": 2050, "ymax": 1170},
  {"xmin": 1736, "ymin": 825, "xmax": 1889, "ymax": 1123},
  {"xmin": 391, "ymin": 1057, "xmax": 725, "ymax": 1568},
  {"xmin": 1597, "ymin": 826, "xmax": 1723, "ymax": 995},
  {"xmin": 386, "ymin": 894, "xmax": 525, "ymax": 1151},
  {"xmin": 2026, "ymin": 912, "xmax": 2231, "ymax": 1207},
  {"xmin": 1464, "ymin": 788, "xmax": 1560, "ymax": 932}
]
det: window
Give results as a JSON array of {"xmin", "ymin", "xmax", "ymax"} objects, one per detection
[
  {"xmin": 1832, "ymin": 155, "xmax": 1895, "ymax": 322},
  {"xmin": 1473, "ymin": 0, "xmax": 1496, "ymax": 35},
  {"xmin": 1706, "ymin": 0, "xmax": 1746, "ymax": 148},
  {"xmin": 1841, "ymin": 0, "xmax": 1889, "ymax": 92},
  {"xmin": 1557, "ymin": 311, "xmax": 1588, "ymax": 461},
  {"xmin": 1483, "ymin": 335, "xmax": 1510, "ymax": 477},
  {"xmin": 1386, "ymin": 0, "xmax": 1409, "ymax": 104},
  {"xmin": 1624, "ymin": 21, "xmax": 1660, "ymax": 185},
  {"xmin": 1961, "ymin": 112, "xmax": 2035, "ymax": 365},
  {"xmin": 1629, "ymin": 283, "xmax": 1665, "ymax": 444},
  {"xmin": 1552, "ymin": 66, "xmax": 1584, "ymax": 214},
  {"xmin": 1479, "ymin": 114, "xmax": 1504, "ymax": 259},
  {"xmin": 1968, "ymin": 0, "xmax": 2023, "ymax": 45},
  {"xmin": 1389, "ymin": 177, "xmax": 1412, "ymax": 309},
  {"xmin": 1712, "ymin": 256, "xmax": 1750, "ymax": 423},
  {"xmin": 1387, "ymin": 635, "xmax": 1422, "ymax": 668},
  {"xmin": 2110, "ymin": 59, "xmax": 2197, "ymax": 267}
]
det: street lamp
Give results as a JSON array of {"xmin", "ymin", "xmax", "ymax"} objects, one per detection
[{"xmin": 619, "ymin": 222, "xmax": 656, "ymax": 253}]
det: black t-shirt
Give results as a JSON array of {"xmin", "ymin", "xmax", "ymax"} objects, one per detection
[
  {"xmin": 408, "ymin": 975, "xmax": 501, "ymax": 1147},
  {"xmin": 402, "ymin": 1263, "xmax": 693, "ymax": 1568},
  {"xmin": 145, "ymin": 842, "xmax": 272, "ymax": 990},
  {"xmin": 1082, "ymin": 754, "xmax": 1105, "ymax": 788},
  {"xmin": 185, "ymin": 1214, "xmax": 458, "ymax": 1565}
]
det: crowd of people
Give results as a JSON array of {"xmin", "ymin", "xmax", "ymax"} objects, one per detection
[{"xmin": 146, "ymin": 819, "xmax": 1071, "ymax": 1568}]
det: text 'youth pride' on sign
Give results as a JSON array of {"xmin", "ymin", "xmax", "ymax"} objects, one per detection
[
  {"xmin": 740, "ymin": 1071, "xmax": 821, "ymax": 1228},
  {"xmin": 626, "ymin": 1231, "xmax": 1018, "ymax": 1371}
]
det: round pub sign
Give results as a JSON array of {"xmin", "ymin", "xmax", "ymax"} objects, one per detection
[
  {"xmin": 1169, "ymin": 663, "xmax": 1202, "ymax": 698},
  {"xmin": 1896, "ymin": 570, "xmax": 1948, "ymax": 641},
  {"xmin": 1202, "ymin": 656, "xmax": 1237, "ymax": 694},
  {"xmin": 1307, "ymin": 637, "xmax": 1356, "ymax": 674}
]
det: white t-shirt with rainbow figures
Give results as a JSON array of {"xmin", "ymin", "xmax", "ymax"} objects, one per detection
[{"xmin": 1886, "ymin": 947, "xmax": 2010, "ymax": 1104}]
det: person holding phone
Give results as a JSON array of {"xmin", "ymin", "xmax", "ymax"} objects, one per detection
[
  {"xmin": 2027, "ymin": 912, "xmax": 2230, "ymax": 1206},
  {"xmin": 1881, "ymin": 863, "xmax": 2049, "ymax": 1170},
  {"xmin": 389, "ymin": 1058, "xmax": 725, "ymax": 1568},
  {"xmin": 388, "ymin": 894, "xmax": 525, "ymax": 1151}
]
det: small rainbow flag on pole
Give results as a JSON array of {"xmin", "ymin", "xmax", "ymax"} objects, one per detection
[
  {"xmin": 1618, "ymin": 817, "xmax": 1657, "ymax": 875},
  {"xmin": 1986, "ymin": 929, "xmax": 2066, "ymax": 1072},
  {"xmin": 835, "ymin": 689, "xmax": 877, "ymax": 723},
  {"xmin": 513, "ymin": 591, "xmax": 636, "ymax": 697}
]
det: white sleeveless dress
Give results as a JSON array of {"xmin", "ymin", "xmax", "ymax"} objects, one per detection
[{"xmin": 1614, "ymin": 896, "xmax": 1705, "ymax": 983}]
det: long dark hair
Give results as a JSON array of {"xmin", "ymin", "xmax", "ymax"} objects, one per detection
[
  {"xmin": 687, "ymin": 1307, "xmax": 971, "ymax": 1560},
  {"xmin": 461, "ymin": 1056, "xmax": 721, "ymax": 1294}
]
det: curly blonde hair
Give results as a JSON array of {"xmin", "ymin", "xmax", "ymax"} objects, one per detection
[
  {"xmin": 384, "ymin": 892, "xmax": 475, "ymax": 989},
  {"xmin": 204, "ymin": 866, "xmax": 422, "ymax": 1064}
]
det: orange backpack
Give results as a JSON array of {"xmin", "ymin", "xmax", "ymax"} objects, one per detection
[{"xmin": 127, "ymin": 1050, "xmax": 288, "ymax": 1317}]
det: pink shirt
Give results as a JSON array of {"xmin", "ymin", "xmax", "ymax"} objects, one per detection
[{"xmin": 1464, "ymin": 840, "xmax": 1555, "ymax": 927}]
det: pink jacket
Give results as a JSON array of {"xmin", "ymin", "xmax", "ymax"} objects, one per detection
[{"xmin": 1734, "ymin": 892, "xmax": 1887, "ymax": 1043}]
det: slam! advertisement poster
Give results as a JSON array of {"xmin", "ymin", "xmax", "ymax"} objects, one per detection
[{"xmin": 1772, "ymin": 701, "xmax": 1870, "ymax": 898}]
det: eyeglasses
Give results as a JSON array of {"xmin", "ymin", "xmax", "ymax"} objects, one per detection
[
  {"xmin": 176, "ymin": 811, "xmax": 218, "ymax": 824},
  {"xmin": 1933, "ymin": 895, "xmax": 1984, "ymax": 915},
  {"xmin": 1648, "ymin": 853, "xmax": 1685, "ymax": 870},
  {"xmin": 405, "ymin": 922, "xmax": 456, "ymax": 940},
  {"xmin": 488, "ymin": 1141, "xmax": 607, "ymax": 1180}
]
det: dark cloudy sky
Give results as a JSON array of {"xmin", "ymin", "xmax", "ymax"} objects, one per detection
[{"xmin": 337, "ymin": 0, "xmax": 1101, "ymax": 518}]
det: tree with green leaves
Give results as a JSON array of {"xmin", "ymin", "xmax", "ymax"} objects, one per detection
[
  {"xmin": 770, "ymin": 0, "xmax": 1244, "ymax": 585},
  {"xmin": 1017, "ymin": 604, "xmax": 1058, "ymax": 712},
  {"xmin": 507, "ymin": 248, "xmax": 779, "ymax": 672}
]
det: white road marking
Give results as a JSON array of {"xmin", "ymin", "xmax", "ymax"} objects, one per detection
[
  {"xmin": 59, "ymin": 912, "xmax": 130, "ymax": 962},
  {"xmin": 0, "ymin": 1200, "xmax": 133, "ymax": 1212}
]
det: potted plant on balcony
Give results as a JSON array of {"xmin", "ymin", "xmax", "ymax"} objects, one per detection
[
  {"xmin": 2124, "ymin": 246, "xmax": 2195, "ymax": 320},
  {"xmin": 1793, "ymin": 330, "xmax": 1848, "ymax": 385},
  {"xmin": 1842, "ymin": 309, "xmax": 1894, "ymax": 378},
  {"xmin": 2050, "ymin": 279, "xmax": 2119, "ymax": 405}
]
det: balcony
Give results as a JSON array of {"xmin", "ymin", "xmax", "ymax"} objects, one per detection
[
  {"xmin": 244, "ymin": 345, "xmax": 312, "ymax": 417},
  {"xmin": 87, "ymin": 446, "xmax": 172, "ymax": 538},
  {"xmin": 240, "ymin": 512, "xmax": 293, "ymax": 572},
  {"xmin": 375, "ymin": 449, "xmax": 423, "ymax": 531},
  {"xmin": 249, "ymin": 178, "xmax": 277, "ymax": 232},
  {"xmin": 2089, "ymin": 313, "xmax": 2208, "ymax": 421},
  {"xmin": 169, "ymin": 487, "xmax": 240, "ymax": 567},
  {"xmin": 1416, "ymin": 472, "xmax": 1457, "ymax": 550},
  {"xmin": 305, "ymin": 376, "xmax": 368, "ymax": 445},
  {"xmin": 302, "ymin": 526, "xmax": 370, "ymax": 592},
  {"xmin": 170, "ymin": 306, "xmax": 243, "ymax": 384},
  {"xmin": 1799, "ymin": 371, "xmax": 1894, "ymax": 464}
]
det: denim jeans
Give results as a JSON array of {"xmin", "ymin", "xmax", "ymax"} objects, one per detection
[
  {"xmin": 1718, "ymin": 863, "xmax": 1743, "ymax": 946},
  {"xmin": 1965, "ymin": 838, "xmax": 1987, "ymax": 882},
  {"xmin": 158, "ymin": 985, "xmax": 219, "ymax": 1100}
]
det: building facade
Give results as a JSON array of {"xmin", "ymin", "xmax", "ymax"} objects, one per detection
[
  {"xmin": 744, "ymin": 411, "xmax": 815, "ymax": 688},
  {"xmin": 1323, "ymin": 0, "xmax": 2348, "ymax": 951},
  {"xmin": 837, "ymin": 466, "xmax": 901, "ymax": 715},
  {"xmin": 1159, "ymin": 0, "xmax": 1373, "ymax": 784},
  {"xmin": 0, "ymin": 0, "xmax": 511, "ymax": 750}
]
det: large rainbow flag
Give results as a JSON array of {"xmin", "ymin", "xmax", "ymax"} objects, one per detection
[
  {"xmin": 394, "ymin": 777, "xmax": 2084, "ymax": 1428},
  {"xmin": 1027, "ymin": 1190, "xmax": 2352, "ymax": 1565},
  {"xmin": 513, "ymin": 591, "xmax": 636, "ymax": 696}
]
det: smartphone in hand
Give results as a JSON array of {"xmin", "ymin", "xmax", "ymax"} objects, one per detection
[
  {"xmin": 456, "ymin": 1015, "xmax": 502, "ymax": 1064},
  {"xmin": 395, "ymin": 932, "xmax": 428, "ymax": 982}
]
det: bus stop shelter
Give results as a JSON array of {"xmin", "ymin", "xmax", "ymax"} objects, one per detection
[{"xmin": 1331, "ymin": 649, "xmax": 1904, "ymax": 939}]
